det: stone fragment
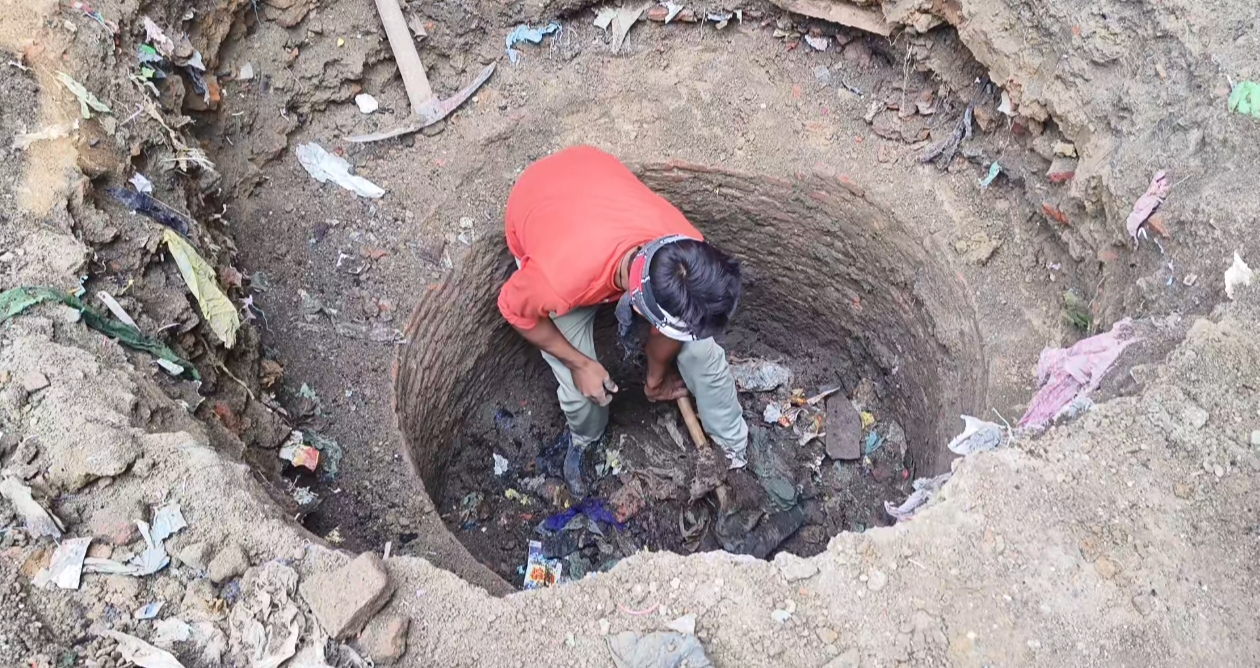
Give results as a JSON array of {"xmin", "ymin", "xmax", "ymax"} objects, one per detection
[
  {"xmin": 1094, "ymin": 557, "xmax": 1119, "ymax": 579},
  {"xmin": 357, "ymin": 613, "xmax": 409, "ymax": 664},
  {"xmin": 824, "ymin": 648, "xmax": 861, "ymax": 668},
  {"xmin": 21, "ymin": 371, "xmax": 49, "ymax": 392},
  {"xmin": 825, "ymin": 397, "xmax": 861, "ymax": 461},
  {"xmin": 866, "ymin": 569, "xmax": 887, "ymax": 592},
  {"xmin": 88, "ymin": 497, "xmax": 143, "ymax": 545},
  {"xmin": 774, "ymin": 553, "xmax": 820, "ymax": 582},
  {"xmin": 207, "ymin": 542, "xmax": 249, "ymax": 583},
  {"xmin": 300, "ymin": 552, "xmax": 394, "ymax": 638},
  {"xmin": 175, "ymin": 542, "xmax": 210, "ymax": 570},
  {"xmin": 1046, "ymin": 156, "xmax": 1077, "ymax": 184}
]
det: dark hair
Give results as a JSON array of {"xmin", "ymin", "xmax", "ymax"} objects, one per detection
[{"xmin": 649, "ymin": 240, "xmax": 742, "ymax": 339}]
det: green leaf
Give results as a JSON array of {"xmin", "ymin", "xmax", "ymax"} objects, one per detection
[{"xmin": 163, "ymin": 229, "xmax": 241, "ymax": 349}]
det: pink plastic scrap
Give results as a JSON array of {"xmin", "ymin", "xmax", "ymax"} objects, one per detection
[
  {"xmin": 1125, "ymin": 171, "xmax": 1171, "ymax": 240},
  {"xmin": 1018, "ymin": 319, "xmax": 1140, "ymax": 429}
]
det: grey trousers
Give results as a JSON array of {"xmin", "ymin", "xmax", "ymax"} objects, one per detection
[{"xmin": 541, "ymin": 306, "xmax": 749, "ymax": 467}]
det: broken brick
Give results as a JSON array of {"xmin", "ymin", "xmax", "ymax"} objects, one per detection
[
  {"xmin": 1041, "ymin": 202, "xmax": 1070, "ymax": 226},
  {"xmin": 1046, "ymin": 156, "xmax": 1077, "ymax": 184}
]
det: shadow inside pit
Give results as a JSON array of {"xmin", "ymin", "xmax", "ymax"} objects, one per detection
[{"xmin": 392, "ymin": 163, "xmax": 988, "ymax": 590}]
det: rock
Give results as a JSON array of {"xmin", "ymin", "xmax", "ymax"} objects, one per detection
[
  {"xmin": 1046, "ymin": 156, "xmax": 1077, "ymax": 183},
  {"xmin": 47, "ymin": 429, "xmax": 140, "ymax": 491},
  {"xmin": 175, "ymin": 542, "xmax": 210, "ymax": 570},
  {"xmin": 825, "ymin": 648, "xmax": 861, "ymax": 668},
  {"xmin": 357, "ymin": 614, "xmax": 409, "ymax": 664},
  {"xmin": 1251, "ymin": 430, "xmax": 1260, "ymax": 447},
  {"xmin": 88, "ymin": 497, "xmax": 144, "ymax": 545},
  {"xmin": 20, "ymin": 371, "xmax": 49, "ymax": 392},
  {"xmin": 1173, "ymin": 482, "xmax": 1192, "ymax": 499},
  {"xmin": 1053, "ymin": 141, "xmax": 1077, "ymax": 157},
  {"xmin": 300, "ymin": 552, "xmax": 394, "ymax": 638},
  {"xmin": 1094, "ymin": 557, "xmax": 1119, "ymax": 579},
  {"xmin": 866, "ymin": 569, "xmax": 887, "ymax": 592},
  {"xmin": 824, "ymin": 397, "xmax": 861, "ymax": 461},
  {"xmin": 817, "ymin": 628, "xmax": 839, "ymax": 644},
  {"xmin": 666, "ymin": 613, "xmax": 696, "ymax": 635},
  {"xmin": 774, "ymin": 553, "xmax": 820, "ymax": 582},
  {"xmin": 1183, "ymin": 405, "xmax": 1209, "ymax": 430},
  {"xmin": 207, "ymin": 542, "xmax": 249, "ymax": 583}
]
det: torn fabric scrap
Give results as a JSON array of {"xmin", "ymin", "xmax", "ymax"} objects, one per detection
[
  {"xmin": 1018, "ymin": 318, "xmax": 1140, "ymax": 429},
  {"xmin": 946, "ymin": 415, "xmax": 1003, "ymax": 455},
  {"xmin": 1125, "ymin": 171, "xmax": 1170, "ymax": 240},
  {"xmin": 505, "ymin": 21, "xmax": 560, "ymax": 64},
  {"xmin": 884, "ymin": 472, "xmax": 951, "ymax": 521}
]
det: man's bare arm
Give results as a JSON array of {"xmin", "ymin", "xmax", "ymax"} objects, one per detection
[
  {"xmin": 514, "ymin": 319, "xmax": 617, "ymax": 405},
  {"xmin": 644, "ymin": 327, "xmax": 689, "ymax": 402}
]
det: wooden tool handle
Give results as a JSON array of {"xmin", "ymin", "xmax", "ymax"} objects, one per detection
[
  {"xmin": 676, "ymin": 396, "xmax": 708, "ymax": 448},
  {"xmin": 372, "ymin": 0, "xmax": 433, "ymax": 113}
]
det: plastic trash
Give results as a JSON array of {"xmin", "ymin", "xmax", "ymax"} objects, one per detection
[
  {"xmin": 164, "ymin": 229, "xmax": 241, "ymax": 348},
  {"xmin": 523, "ymin": 540, "xmax": 562, "ymax": 589},
  {"xmin": 0, "ymin": 286, "xmax": 196, "ymax": 378},
  {"xmin": 1125, "ymin": 171, "xmax": 1171, "ymax": 240},
  {"xmin": 33, "ymin": 536, "xmax": 91, "ymax": 589},
  {"xmin": 979, "ymin": 161, "xmax": 1001, "ymax": 188},
  {"xmin": 134, "ymin": 602, "xmax": 164, "ymax": 620},
  {"xmin": 493, "ymin": 452, "xmax": 509, "ymax": 476},
  {"xmin": 1018, "ymin": 319, "xmax": 1140, "ymax": 429},
  {"xmin": 1225, "ymin": 252, "xmax": 1252, "ymax": 300},
  {"xmin": 730, "ymin": 358, "xmax": 793, "ymax": 392},
  {"xmin": 804, "ymin": 35, "xmax": 829, "ymax": 51},
  {"xmin": 354, "ymin": 93, "xmax": 379, "ymax": 114},
  {"xmin": 541, "ymin": 498, "xmax": 624, "ymax": 532},
  {"xmin": 505, "ymin": 21, "xmax": 560, "ymax": 64},
  {"xmin": 946, "ymin": 415, "xmax": 1003, "ymax": 455},
  {"xmin": 128, "ymin": 172, "xmax": 155, "ymax": 193},
  {"xmin": 106, "ymin": 187, "xmax": 192, "ymax": 235},
  {"xmin": 150, "ymin": 504, "xmax": 187, "ymax": 543},
  {"xmin": 884, "ymin": 472, "xmax": 952, "ymax": 521},
  {"xmin": 1228, "ymin": 81, "xmax": 1260, "ymax": 118},
  {"xmin": 606, "ymin": 631, "xmax": 713, "ymax": 668},
  {"xmin": 295, "ymin": 142, "xmax": 386, "ymax": 199}
]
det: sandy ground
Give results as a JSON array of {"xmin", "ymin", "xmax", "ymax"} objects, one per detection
[{"xmin": 1, "ymin": 0, "xmax": 1259, "ymax": 665}]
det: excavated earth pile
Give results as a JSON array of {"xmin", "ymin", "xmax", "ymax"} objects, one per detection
[{"xmin": 0, "ymin": 0, "xmax": 1258, "ymax": 665}]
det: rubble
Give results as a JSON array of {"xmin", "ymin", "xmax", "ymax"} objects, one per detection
[
  {"xmin": 207, "ymin": 542, "xmax": 249, "ymax": 583},
  {"xmin": 357, "ymin": 614, "xmax": 409, "ymax": 664},
  {"xmin": 299, "ymin": 553, "xmax": 394, "ymax": 638}
]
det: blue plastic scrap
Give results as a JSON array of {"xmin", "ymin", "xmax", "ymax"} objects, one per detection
[
  {"xmin": 541, "ymin": 497, "xmax": 624, "ymax": 532},
  {"xmin": 505, "ymin": 21, "xmax": 561, "ymax": 65},
  {"xmin": 979, "ymin": 161, "xmax": 1001, "ymax": 188}
]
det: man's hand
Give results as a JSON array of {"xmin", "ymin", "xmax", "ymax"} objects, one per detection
[
  {"xmin": 645, "ymin": 370, "xmax": 689, "ymax": 403},
  {"xmin": 573, "ymin": 359, "xmax": 618, "ymax": 406}
]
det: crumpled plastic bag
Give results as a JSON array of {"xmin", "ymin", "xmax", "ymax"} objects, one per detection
[
  {"xmin": 884, "ymin": 472, "xmax": 952, "ymax": 521},
  {"xmin": 946, "ymin": 415, "xmax": 1003, "ymax": 455},
  {"xmin": 295, "ymin": 142, "xmax": 385, "ymax": 199},
  {"xmin": 1225, "ymin": 252, "xmax": 1252, "ymax": 300},
  {"xmin": 505, "ymin": 21, "xmax": 560, "ymax": 65},
  {"xmin": 730, "ymin": 358, "xmax": 793, "ymax": 392},
  {"xmin": 1018, "ymin": 319, "xmax": 1139, "ymax": 429}
]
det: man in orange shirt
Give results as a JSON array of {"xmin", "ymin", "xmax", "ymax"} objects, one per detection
[{"xmin": 499, "ymin": 146, "xmax": 749, "ymax": 496}]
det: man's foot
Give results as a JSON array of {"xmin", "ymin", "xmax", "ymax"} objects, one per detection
[{"xmin": 555, "ymin": 429, "xmax": 604, "ymax": 499}]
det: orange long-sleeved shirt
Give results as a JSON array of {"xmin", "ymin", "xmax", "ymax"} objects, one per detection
[{"xmin": 497, "ymin": 146, "xmax": 702, "ymax": 329}]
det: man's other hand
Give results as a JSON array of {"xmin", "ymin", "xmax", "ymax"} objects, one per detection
[
  {"xmin": 645, "ymin": 371, "xmax": 689, "ymax": 403},
  {"xmin": 574, "ymin": 360, "xmax": 618, "ymax": 406}
]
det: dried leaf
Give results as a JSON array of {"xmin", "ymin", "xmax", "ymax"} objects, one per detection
[
  {"xmin": 55, "ymin": 71, "xmax": 111, "ymax": 119},
  {"xmin": 163, "ymin": 229, "xmax": 240, "ymax": 348}
]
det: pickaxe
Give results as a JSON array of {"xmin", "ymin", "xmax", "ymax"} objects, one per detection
[{"xmin": 349, "ymin": 0, "xmax": 496, "ymax": 143}]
